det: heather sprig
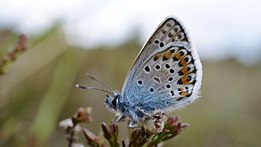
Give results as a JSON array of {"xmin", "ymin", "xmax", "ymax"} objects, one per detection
[
  {"xmin": 60, "ymin": 107, "xmax": 188, "ymax": 147},
  {"xmin": 0, "ymin": 33, "xmax": 28, "ymax": 75}
]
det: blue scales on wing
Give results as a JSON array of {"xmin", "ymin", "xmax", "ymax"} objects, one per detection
[{"xmin": 121, "ymin": 17, "xmax": 202, "ymax": 114}]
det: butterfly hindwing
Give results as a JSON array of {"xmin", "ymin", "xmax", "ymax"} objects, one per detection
[
  {"xmin": 135, "ymin": 45, "xmax": 199, "ymax": 113},
  {"xmin": 121, "ymin": 17, "xmax": 202, "ymax": 114}
]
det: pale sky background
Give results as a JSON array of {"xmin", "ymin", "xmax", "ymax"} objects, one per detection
[{"xmin": 0, "ymin": 0, "xmax": 261, "ymax": 64}]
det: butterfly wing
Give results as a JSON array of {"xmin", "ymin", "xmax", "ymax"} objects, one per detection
[{"xmin": 121, "ymin": 17, "xmax": 202, "ymax": 114}]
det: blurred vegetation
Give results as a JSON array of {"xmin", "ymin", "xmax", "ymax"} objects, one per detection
[{"xmin": 0, "ymin": 26, "xmax": 261, "ymax": 147}]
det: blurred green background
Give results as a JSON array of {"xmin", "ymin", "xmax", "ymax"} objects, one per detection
[{"xmin": 0, "ymin": 26, "xmax": 260, "ymax": 147}]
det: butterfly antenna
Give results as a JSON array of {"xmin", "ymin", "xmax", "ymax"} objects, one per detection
[
  {"xmin": 86, "ymin": 73, "xmax": 114, "ymax": 92},
  {"xmin": 75, "ymin": 84, "xmax": 113, "ymax": 95}
]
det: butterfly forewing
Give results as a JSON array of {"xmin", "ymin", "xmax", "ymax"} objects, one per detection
[
  {"xmin": 122, "ymin": 18, "xmax": 189, "ymax": 95},
  {"xmin": 121, "ymin": 17, "xmax": 202, "ymax": 114}
]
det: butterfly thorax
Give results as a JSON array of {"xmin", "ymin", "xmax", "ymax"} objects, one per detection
[{"xmin": 105, "ymin": 91, "xmax": 145, "ymax": 124}]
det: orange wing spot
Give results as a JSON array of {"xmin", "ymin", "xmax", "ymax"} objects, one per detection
[
  {"xmin": 163, "ymin": 51, "xmax": 173, "ymax": 60},
  {"xmin": 153, "ymin": 53, "xmax": 162, "ymax": 61},
  {"xmin": 181, "ymin": 66, "xmax": 188, "ymax": 74},
  {"xmin": 174, "ymin": 52, "xmax": 181, "ymax": 59},
  {"xmin": 178, "ymin": 88, "xmax": 183, "ymax": 91},
  {"xmin": 181, "ymin": 76, "xmax": 189, "ymax": 84},
  {"xmin": 180, "ymin": 91, "xmax": 187, "ymax": 96},
  {"xmin": 180, "ymin": 57, "xmax": 187, "ymax": 65}
]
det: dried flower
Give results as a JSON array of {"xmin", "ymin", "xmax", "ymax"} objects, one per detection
[
  {"xmin": 83, "ymin": 128, "xmax": 104, "ymax": 147},
  {"xmin": 146, "ymin": 116, "xmax": 189, "ymax": 146},
  {"xmin": 59, "ymin": 106, "xmax": 93, "ymax": 147},
  {"xmin": 72, "ymin": 107, "xmax": 93, "ymax": 124},
  {"xmin": 60, "ymin": 106, "xmax": 189, "ymax": 147},
  {"xmin": 101, "ymin": 122, "xmax": 120, "ymax": 147},
  {"xmin": 0, "ymin": 33, "xmax": 28, "ymax": 75},
  {"xmin": 59, "ymin": 118, "xmax": 74, "ymax": 129},
  {"xmin": 129, "ymin": 128, "xmax": 150, "ymax": 146}
]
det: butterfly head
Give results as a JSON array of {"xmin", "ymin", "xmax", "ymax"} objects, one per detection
[
  {"xmin": 105, "ymin": 91, "xmax": 121, "ymax": 111},
  {"xmin": 76, "ymin": 73, "xmax": 123, "ymax": 111}
]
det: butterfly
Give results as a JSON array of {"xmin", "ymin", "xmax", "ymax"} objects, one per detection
[{"xmin": 76, "ymin": 16, "xmax": 202, "ymax": 130}]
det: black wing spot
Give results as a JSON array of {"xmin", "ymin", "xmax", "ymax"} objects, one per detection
[
  {"xmin": 165, "ymin": 64, "xmax": 170, "ymax": 69},
  {"xmin": 145, "ymin": 66, "xmax": 150, "ymax": 72},
  {"xmin": 170, "ymin": 49, "xmax": 175, "ymax": 53},
  {"xmin": 155, "ymin": 64, "xmax": 161, "ymax": 70},
  {"xmin": 153, "ymin": 55, "xmax": 159, "ymax": 61},
  {"xmin": 177, "ymin": 79, "xmax": 182, "ymax": 85},
  {"xmin": 162, "ymin": 29, "xmax": 167, "ymax": 34},
  {"xmin": 187, "ymin": 66, "xmax": 191, "ymax": 71},
  {"xmin": 154, "ymin": 39, "xmax": 159, "ymax": 44},
  {"xmin": 169, "ymin": 69, "xmax": 174, "ymax": 73},
  {"xmin": 174, "ymin": 26, "xmax": 180, "ymax": 32},
  {"xmin": 187, "ymin": 75, "xmax": 192, "ymax": 82},
  {"xmin": 186, "ymin": 92, "xmax": 192, "ymax": 97},
  {"xmin": 138, "ymin": 80, "xmax": 143, "ymax": 85},
  {"xmin": 177, "ymin": 33, "xmax": 183, "ymax": 39},
  {"xmin": 154, "ymin": 77, "xmax": 160, "ymax": 83},
  {"xmin": 172, "ymin": 56, "xmax": 178, "ymax": 61},
  {"xmin": 177, "ymin": 97, "xmax": 184, "ymax": 101},
  {"xmin": 163, "ymin": 56, "xmax": 168, "ymax": 61},
  {"xmin": 178, "ymin": 71, "xmax": 183, "ymax": 76},
  {"xmin": 178, "ymin": 61, "xmax": 183, "ymax": 67},
  {"xmin": 150, "ymin": 88, "xmax": 154, "ymax": 92},
  {"xmin": 166, "ymin": 84, "xmax": 171, "ymax": 88},
  {"xmin": 191, "ymin": 68, "xmax": 197, "ymax": 74},
  {"xmin": 184, "ymin": 57, "xmax": 189, "ymax": 62},
  {"xmin": 168, "ymin": 77, "xmax": 173, "ymax": 81},
  {"xmin": 166, "ymin": 23, "xmax": 172, "ymax": 27},
  {"xmin": 179, "ymin": 50, "xmax": 185, "ymax": 56},
  {"xmin": 160, "ymin": 42, "xmax": 164, "ymax": 47},
  {"xmin": 171, "ymin": 91, "xmax": 175, "ymax": 96}
]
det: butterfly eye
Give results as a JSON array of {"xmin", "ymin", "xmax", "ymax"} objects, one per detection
[{"xmin": 112, "ymin": 97, "xmax": 117, "ymax": 108}]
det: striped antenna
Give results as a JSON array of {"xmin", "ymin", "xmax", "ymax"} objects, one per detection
[{"xmin": 75, "ymin": 84, "xmax": 113, "ymax": 95}]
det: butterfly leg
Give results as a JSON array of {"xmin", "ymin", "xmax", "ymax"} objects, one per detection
[
  {"xmin": 114, "ymin": 112, "xmax": 126, "ymax": 122},
  {"xmin": 136, "ymin": 107, "xmax": 151, "ymax": 117},
  {"xmin": 128, "ymin": 120, "xmax": 138, "ymax": 128},
  {"xmin": 142, "ymin": 111, "xmax": 167, "ymax": 134}
]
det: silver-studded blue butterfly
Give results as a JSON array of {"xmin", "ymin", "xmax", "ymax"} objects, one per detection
[{"xmin": 76, "ymin": 16, "xmax": 202, "ymax": 129}]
